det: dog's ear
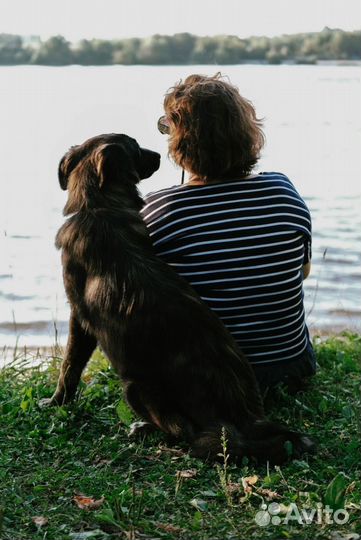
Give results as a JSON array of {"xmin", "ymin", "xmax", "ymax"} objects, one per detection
[
  {"xmin": 58, "ymin": 146, "xmax": 82, "ymax": 190},
  {"xmin": 93, "ymin": 143, "xmax": 136, "ymax": 189},
  {"xmin": 58, "ymin": 154, "xmax": 69, "ymax": 190}
]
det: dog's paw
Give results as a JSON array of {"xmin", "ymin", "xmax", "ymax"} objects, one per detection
[
  {"xmin": 38, "ymin": 394, "xmax": 66, "ymax": 408},
  {"xmin": 128, "ymin": 421, "xmax": 157, "ymax": 439},
  {"xmin": 38, "ymin": 397, "xmax": 57, "ymax": 408},
  {"xmin": 292, "ymin": 435, "xmax": 316, "ymax": 458},
  {"xmin": 299, "ymin": 436, "xmax": 316, "ymax": 454}
]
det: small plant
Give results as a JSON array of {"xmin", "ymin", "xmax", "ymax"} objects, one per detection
[{"xmin": 216, "ymin": 426, "xmax": 233, "ymax": 507}]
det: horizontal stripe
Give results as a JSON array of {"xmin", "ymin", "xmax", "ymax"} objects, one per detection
[
  {"xmin": 241, "ymin": 321, "xmax": 306, "ymax": 342},
  {"xmin": 148, "ymin": 205, "xmax": 311, "ymax": 232},
  {"xmin": 190, "ymin": 265, "xmax": 302, "ymax": 285},
  {"xmin": 156, "ymin": 223, "xmax": 309, "ymax": 251},
  {"xmin": 246, "ymin": 334, "xmax": 307, "ymax": 357},
  {"xmin": 218, "ymin": 292, "xmax": 303, "ymax": 317},
  {"xmin": 179, "ymin": 254, "xmax": 304, "ymax": 277},
  {"xmin": 230, "ymin": 309, "xmax": 305, "ymax": 334},
  {"xmin": 248, "ymin": 339, "xmax": 308, "ymax": 364},
  {"xmin": 244, "ymin": 326, "xmax": 306, "ymax": 352},
  {"xmin": 224, "ymin": 311, "xmax": 301, "ymax": 329},
  {"xmin": 143, "ymin": 191, "xmax": 307, "ymax": 220},
  {"xmin": 217, "ymin": 274, "xmax": 301, "ymax": 292},
  {"xmin": 224, "ymin": 298, "xmax": 303, "ymax": 323},
  {"xmin": 184, "ymin": 227, "xmax": 302, "ymax": 241},
  {"xmin": 156, "ymin": 229, "xmax": 302, "ymax": 249},
  {"xmin": 200, "ymin": 278, "xmax": 302, "ymax": 300},
  {"xmin": 205, "ymin": 283, "xmax": 302, "ymax": 306},
  {"xmin": 167, "ymin": 241, "xmax": 303, "ymax": 267},
  {"xmin": 157, "ymin": 231, "xmax": 299, "ymax": 255}
]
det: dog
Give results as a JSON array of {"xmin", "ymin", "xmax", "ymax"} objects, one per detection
[{"xmin": 41, "ymin": 133, "xmax": 314, "ymax": 464}]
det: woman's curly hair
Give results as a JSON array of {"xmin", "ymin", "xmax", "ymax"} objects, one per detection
[{"xmin": 164, "ymin": 73, "xmax": 265, "ymax": 181}]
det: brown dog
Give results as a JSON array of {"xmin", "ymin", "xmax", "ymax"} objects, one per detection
[{"xmin": 41, "ymin": 133, "xmax": 314, "ymax": 464}]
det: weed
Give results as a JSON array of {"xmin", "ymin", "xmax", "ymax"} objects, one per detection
[{"xmin": 216, "ymin": 426, "xmax": 233, "ymax": 507}]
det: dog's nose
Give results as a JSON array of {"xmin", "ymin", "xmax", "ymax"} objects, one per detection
[{"xmin": 139, "ymin": 148, "xmax": 161, "ymax": 179}]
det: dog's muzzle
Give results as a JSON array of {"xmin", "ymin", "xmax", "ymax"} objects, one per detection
[{"xmin": 138, "ymin": 148, "xmax": 161, "ymax": 179}]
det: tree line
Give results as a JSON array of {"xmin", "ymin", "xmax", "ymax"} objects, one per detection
[{"xmin": 0, "ymin": 28, "xmax": 360, "ymax": 66}]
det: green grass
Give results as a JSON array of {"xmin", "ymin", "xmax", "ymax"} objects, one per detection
[{"xmin": 0, "ymin": 333, "xmax": 360, "ymax": 540}]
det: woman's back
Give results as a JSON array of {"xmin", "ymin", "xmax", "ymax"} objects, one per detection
[{"xmin": 142, "ymin": 171, "xmax": 311, "ymax": 367}]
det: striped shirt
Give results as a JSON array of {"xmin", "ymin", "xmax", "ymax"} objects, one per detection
[{"xmin": 141, "ymin": 172, "xmax": 312, "ymax": 365}]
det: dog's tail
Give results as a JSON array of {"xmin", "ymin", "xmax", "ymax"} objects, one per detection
[{"xmin": 189, "ymin": 421, "xmax": 315, "ymax": 464}]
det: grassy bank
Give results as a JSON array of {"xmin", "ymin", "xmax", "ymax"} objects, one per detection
[{"xmin": 0, "ymin": 334, "xmax": 360, "ymax": 540}]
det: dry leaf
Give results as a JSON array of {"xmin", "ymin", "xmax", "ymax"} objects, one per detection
[
  {"xmin": 157, "ymin": 523, "xmax": 183, "ymax": 534},
  {"xmin": 190, "ymin": 498, "xmax": 208, "ymax": 511},
  {"xmin": 124, "ymin": 530, "xmax": 144, "ymax": 540},
  {"xmin": 155, "ymin": 444, "xmax": 185, "ymax": 457},
  {"xmin": 73, "ymin": 494, "xmax": 105, "ymax": 510},
  {"xmin": 177, "ymin": 468, "xmax": 197, "ymax": 479},
  {"xmin": 93, "ymin": 457, "xmax": 112, "ymax": 467},
  {"xmin": 227, "ymin": 482, "xmax": 241, "ymax": 494},
  {"xmin": 257, "ymin": 487, "xmax": 281, "ymax": 500},
  {"xmin": 32, "ymin": 516, "xmax": 48, "ymax": 527},
  {"xmin": 69, "ymin": 531, "xmax": 106, "ymax": 540},
  {"xmin": 241, "ymin": 475, "xmax": 258, "ymax": 493},
  {"xmin": 346, "ymin": 481, "xmax": 356, "ymax": 494},
  {"xmin": 244, "ymin": 475, "xmax": 258, "ymax": 485}
]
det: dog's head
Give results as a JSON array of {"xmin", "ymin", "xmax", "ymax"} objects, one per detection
[{"xmin": 58, "ymin": 134, "xmax": 160, "ymax": 213}]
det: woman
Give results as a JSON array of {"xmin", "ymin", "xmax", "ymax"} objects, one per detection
[{"xmin": 141, "ymin": 73, "xmax": 316, "ymax": 393}]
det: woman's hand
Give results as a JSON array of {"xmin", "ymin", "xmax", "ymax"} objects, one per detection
[{"xmin": 302, "ymin": 262, "xmax": 311, "ymax": 280}]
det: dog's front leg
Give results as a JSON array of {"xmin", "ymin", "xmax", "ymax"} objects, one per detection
[{"xmin": 40, "ymin": 311, "xmax": 97, "ymax": 406}]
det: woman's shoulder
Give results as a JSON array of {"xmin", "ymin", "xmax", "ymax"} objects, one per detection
[
  {"xmin": 258, "ymin": 171, "xmax": 308, "ymax": 201},
  {"xmin": 258, "ymin": 170, "xmax": 294, "ymax": 185},
  {"xmin": 143, "ymin": 183, "xmax": 184, "ymax": 206},
  {"xmin": 141, "ymin": 184, "xmax": 187, "ymax": 223}
]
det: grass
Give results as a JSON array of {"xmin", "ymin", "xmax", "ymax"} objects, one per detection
[{"xmin": 0, "ymin": 333, "xmax": 360, "ymax": 540}]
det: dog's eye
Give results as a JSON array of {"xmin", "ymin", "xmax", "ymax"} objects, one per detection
[
  {"xmin": 128, "ymin": 141, "xmax": 141, "ymax": 165},
  {"xmin": 135, "ymin": 146, "xmax": 142, "ymax": 163}
]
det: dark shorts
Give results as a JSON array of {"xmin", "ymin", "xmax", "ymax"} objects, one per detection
[{"xmin": 251, "ymin": 341, "xmax": 317, "ymax": 395}]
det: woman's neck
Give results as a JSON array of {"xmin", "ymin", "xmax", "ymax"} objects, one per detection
[{"xmin": 186, "ymin": 173, "xmax": 258, "ymax": 186}]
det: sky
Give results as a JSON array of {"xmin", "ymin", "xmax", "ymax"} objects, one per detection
[{"xmin": 0, "ymin": 0, "xmax": 360, "ymax": 41}]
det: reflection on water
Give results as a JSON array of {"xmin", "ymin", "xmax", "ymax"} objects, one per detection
[
  {"xmin": 0, "ymin": 65, "xmax": 360, "ymax": 347},
  {"xmin": 303, "ymin": 196, "xmax": 361, "ymax": 332}
]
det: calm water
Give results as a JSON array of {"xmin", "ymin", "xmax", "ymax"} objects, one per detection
[{"xmin": 0, "ymin": 65, "xmax": 360, "ymax": 349}]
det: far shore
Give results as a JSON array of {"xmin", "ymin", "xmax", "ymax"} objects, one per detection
[{"xmin": 2, "ymin": 60, "xmax": 361, "ymax": 68}]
